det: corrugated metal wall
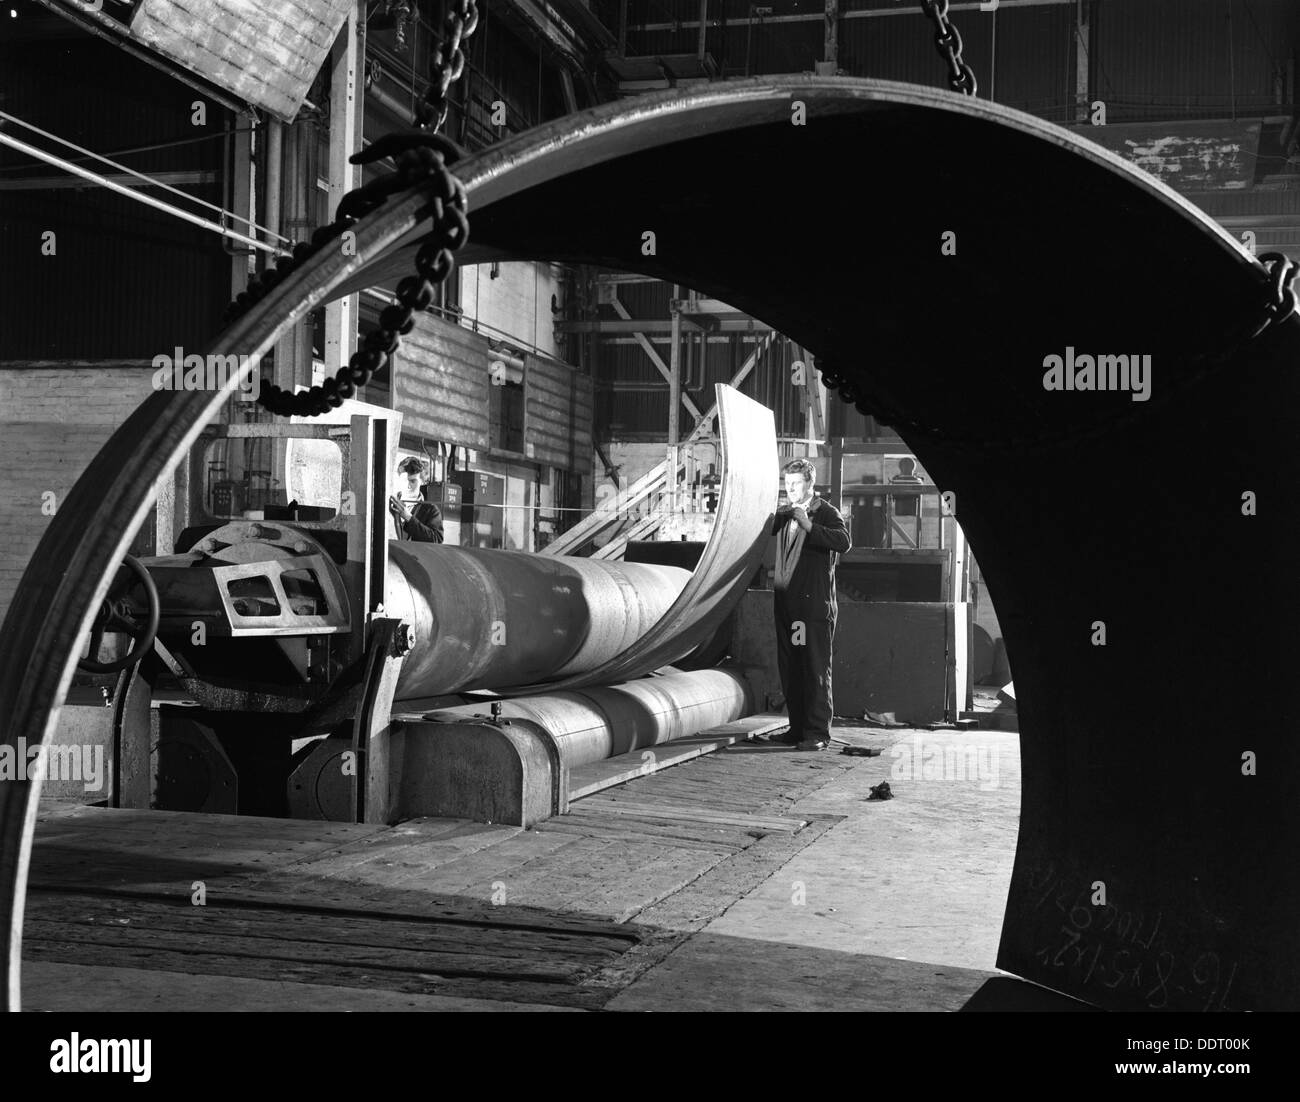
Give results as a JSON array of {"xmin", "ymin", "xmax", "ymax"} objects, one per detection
[
  {"xmin": 1094, "ymin": 0, "xmax": 1297, "ymax": 122},
  {"xmin": 525, "ymin": 353, "xmax": 594, "ymax": 470},
  {"xmin": 624, "ymin": 0, "xmax": 1298, "ymax": 125},
  {"xmin": 397, "ymin": 313, "xmax": 492, "ymax": 449},
  {"xmin": 980, "ymin": 3, "xmax": 1076, "ymax": 122},
  {"xmin": 398, "ymin": 313, "xmax": 592, "ymax": 471},
  {"xmin": 0, "ymin": 34, "xmax": 231, "ymax": 361}
]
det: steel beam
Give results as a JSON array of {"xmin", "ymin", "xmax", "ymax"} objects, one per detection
[
  {"xmin": 324, "ymin": 6, "xmax": 363, "ymax": 378},
  {"xmin": 609, "ymin": 293, "xmax": 704, "ymax": 421},
  {"xmin": 556, "ymin": 317, "xmax": 771, "ymax": 333}
]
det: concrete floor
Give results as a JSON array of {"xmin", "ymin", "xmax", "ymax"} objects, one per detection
[{"xmin": 22, "ymin": 724, "xmax": 1025, "ymax": 1012}]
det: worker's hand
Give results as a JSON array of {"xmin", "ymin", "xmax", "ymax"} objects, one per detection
[
  {"xmin": 791, "ymin": 505, "xmax": 812, "ymax": 532},
  {"xmin": 388, "ymin": 496, "xmax": 410, "ymax": 522}
]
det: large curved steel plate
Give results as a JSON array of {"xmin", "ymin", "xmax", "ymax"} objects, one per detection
[
  {"xmin": 497, "ymin": 383, "xmax": 776, "ymax": 695},
  {"xmin": 3, "ymin": 76, "xmax": 1298, "ymax": 1011},
  {"xmin": 336, "ymin": 76, "xmax": 1299, "ymax": 1010}
]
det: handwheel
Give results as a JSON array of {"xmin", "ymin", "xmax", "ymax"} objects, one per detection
[{"xmin": 76, "ymin": 555, "xmax": 161, "ymax": 674}]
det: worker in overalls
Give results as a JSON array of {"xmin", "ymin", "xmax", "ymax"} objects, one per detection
[
  {"xmin": 771, "ymin": 458, "xmax": 851, "ymax": 750},
  {"xmin": 389, "ymin": 456, "xmax": 445, "ymax": 542}
]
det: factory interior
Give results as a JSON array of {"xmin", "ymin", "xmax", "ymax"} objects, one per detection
[{"xmin": 1, "ymin": 0, "xmax": 1298, "ymax": 1019}]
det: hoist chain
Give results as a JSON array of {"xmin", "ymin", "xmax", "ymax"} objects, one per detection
[
  {"xmin": 1260, "ymin": 251, "xmax": 1300, "ymax": 323},
  {"xmin": 417, "ymin": 0, "xmax": 480, "ymax": 133},
  {"xmin": 919, "ymin": 1, "xmax": 978, "ymax": 97},
  {"xmin": 817, "ymin": 253, "xmax": 1300, "ymax": 458},
  {"xmin": 226, "ymin": 1, "xmax": 480, "ymax": 418}
]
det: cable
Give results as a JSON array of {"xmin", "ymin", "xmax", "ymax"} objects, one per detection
[
  {"xmin": 1240, "ymin": 0, "xmax": 1280, "ymax": 67},
  {"xmin": 0, "ymin": 126, "xmax": 255, "ymax": 176}
]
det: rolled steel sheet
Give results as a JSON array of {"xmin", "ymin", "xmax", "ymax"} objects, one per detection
[
  {"xmin": 500, "ymin": 384, "xmax": 777, "ymax": 695},
  {"xmin": 386, "ymin": 383, "xmax": 774, "ymax": 700},
  {"xmin": 385, "ymin": 545, "xmax": 689, "ymax": 698},
  {"xmin": 426, "ymin": 667, "xmax": 752, "ymax": 769}
]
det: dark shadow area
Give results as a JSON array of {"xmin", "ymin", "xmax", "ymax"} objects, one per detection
[
  {"xmin": 959, "ymin": 977, "xmax": 1100, "ymax": 1012},
  {"xmin": 393, "ymin": 80, "xmax": 1300, "ymax": 1010}
]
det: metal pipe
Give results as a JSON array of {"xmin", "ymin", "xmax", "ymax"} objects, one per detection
[
  {"xmin": 668, "ymin": 285, "xmax": 683, "ymax": 510},
  {"xmin": 366, "ymin": 80, "xmax": 418, "ymax": 129},
  {"xmin": 632, "ymin": 0, "xmax": 1075, "ymax": 34},
  {"xmin": 0, "ymin": 131, "xmax": 283, "ymax": 255},
  {"xmin": 989, "ymin": 3, "xmax": 997, "ymax": 101},
  {"xmin": 263, "ymin": 120, "xmax": 283, "ymax": 248},
  {"xmin": 0, "ymin": 110, "xmax": 286, "ymax": 241}
]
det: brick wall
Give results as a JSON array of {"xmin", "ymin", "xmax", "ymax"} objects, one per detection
[{"xmin": 0, "ymin": 366, "xmax": 157, "ymax": 623}]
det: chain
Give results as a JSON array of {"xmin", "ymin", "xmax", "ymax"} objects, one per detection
[
  {"xmin": 1260, "ymin": 251, "xmax": 1300, "ymax": 321},
  {"xmin": 817, "ymin": 253, "xmax": 1300, "ymax": 458},
  {"xmin": 919, "ymin": 1, "xmax": 978, "ymax": 96},
  {"xmin": 226, "ymin": 1, "xmax": 480, "ymax": 418},
  {"xmin": 416, "ymin": 0, "xmax": 480, "ymax": 133}
]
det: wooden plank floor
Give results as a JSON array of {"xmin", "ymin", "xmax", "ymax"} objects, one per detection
[{"xmin": 22, "ymin": 735, "xmax": 859, "ymax": 1011}]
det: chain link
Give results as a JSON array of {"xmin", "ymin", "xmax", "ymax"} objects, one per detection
[
  {"xmin": 414, "ymin": 0, "xmax": 480, "ymax": 133},
  {"xmin": 919, "ymin": 0, "xmax": 978, "ymax": 97},
  {"xmin": 817, "ymin": 253, "xmax": 1299, "ymax": 458},
  {"xmin": 226, "ymin": 1, "xmax": 480, "ymax": 417}
]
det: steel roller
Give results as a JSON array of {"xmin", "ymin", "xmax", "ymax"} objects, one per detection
[
  {"xmin": 385, "ymin": 544, "xmax": 691, "ymax": 698},
  {"xmin": 423, "ymin": 668, "xmax": 753, "ymax": 769}
]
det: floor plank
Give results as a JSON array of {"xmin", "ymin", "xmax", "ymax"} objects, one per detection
[{"xmin": 23, "ymin": 725, "xmax": 1020, "ymax": 1011}]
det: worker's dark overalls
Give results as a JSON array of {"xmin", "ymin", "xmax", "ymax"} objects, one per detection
[{"xmin": 772, "ymin": 497, "xmax": 852, "ymax": 742}]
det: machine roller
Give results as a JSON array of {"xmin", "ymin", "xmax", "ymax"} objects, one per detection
[{"xmin": 49, "ymin": 385, "xmax": 778, "ymax": 829}]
